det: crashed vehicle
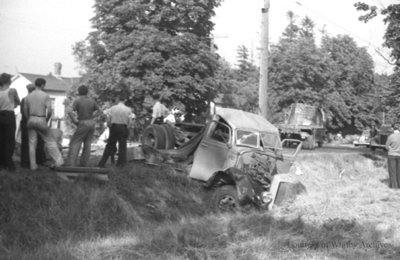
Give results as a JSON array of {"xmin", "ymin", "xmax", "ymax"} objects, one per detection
[
  {"xmin": 143, "ymin": 107, "xmax": 303, "ymax": 211},
  {"xmin": 277, "ymin": 103, "xmax": 326, "ymax": 149}
]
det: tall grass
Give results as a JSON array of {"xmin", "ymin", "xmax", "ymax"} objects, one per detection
[{"xmin": 2, "ymin": 153, "xmax": 400, "ymax": 259}]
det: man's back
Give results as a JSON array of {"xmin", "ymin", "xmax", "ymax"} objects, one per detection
[
  {"xmin": 73, "ymin": 96, "xmax": 99, "ymax": 120},
  {"xmin": 110, "ymin": 102, "xmax": 132, "ymax": 125},
  {"xmin": 386, "ymin": 132, "xmax": 400, "ymax": 156},
  {"xmin": 25, "ymin": 89, "xmax": 50, "ymax": 116},
  {"xmin": 152, "ymin": 101, "xmax": 168, "ymax": 119}
]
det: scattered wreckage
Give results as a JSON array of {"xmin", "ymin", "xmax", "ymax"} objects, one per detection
[
  {"xmin": 353, "ymin": 129, "xmax": 371, "ymax": 148},
  {"xmin": 142, "ymin": 107, "xmax": 305, "ymax": 211}
]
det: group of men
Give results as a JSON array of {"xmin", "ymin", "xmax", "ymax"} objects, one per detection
[{"xmin": 0, "ymin": 72, "xmax": 141, "ymax": 171}]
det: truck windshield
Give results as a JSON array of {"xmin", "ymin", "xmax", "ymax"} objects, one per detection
[
  {"xmin": 236, "ymin": 130, "xmax": 259, "ymax": 148},
  {"xmin": 261, "ymin": 132, "xmax": 281, "ymax": 150}
]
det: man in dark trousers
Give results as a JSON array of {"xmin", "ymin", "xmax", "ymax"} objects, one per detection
[
  {"xmin": 98, "ymin": 97, "xmax": 133, "ymax": 168},
  {"xmin": 66, "ymin": 85, "xmax": 99, "ymax": 167},
  {"xmin": 386, "ymin": 124, "xmax": 400, "ymax": 189},
  {"xmin": 0, "ymin": 73, "xmax": 20, "ymax": 171},
  {"xmin": 20, "ymin": 84, "xmax": 46, "ymax": 168}
]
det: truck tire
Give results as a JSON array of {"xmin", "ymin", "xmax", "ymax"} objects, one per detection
[
  {"xmin": 317, "ymin": 141, "xmax": 323, "ymax": 148},
  {"xmin": 142, "ymin": 125, "xmax": 166, "ymax": 149},
  {"xmin": 211, "ymin": 185, "xmax": 239, "ymax": 212},
  {"xmin": 160, "ymin": 124, "xmax": 176, "ymax": 149}
]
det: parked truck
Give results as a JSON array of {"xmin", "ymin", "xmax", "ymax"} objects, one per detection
[
  {"xmin": 277, "ymin": 103, "xmax": 326, "ymax": 150},
  {"xmin": 141, "ymin": 107, "xmax": 304, "ymax": 212}
]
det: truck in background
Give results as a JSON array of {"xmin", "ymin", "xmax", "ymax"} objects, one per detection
[{"xmin": 277, "ymin": 103, "xmax": 326, "ymax": 150}]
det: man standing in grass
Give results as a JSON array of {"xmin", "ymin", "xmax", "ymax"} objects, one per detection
[
  {"xmin": 23, "ymin": 78, "xmax": 64, "ymax": 170},
  {"xmin": 97, "ymin": 97, "xmax": 133, "ymax": 168},
  {"xmin": 66, "ymin": 85, "xmax": 100, "ymax": 167},
  {"xmin": 385, "ymin": 124, "xmax": 400, "ymax": 189}
]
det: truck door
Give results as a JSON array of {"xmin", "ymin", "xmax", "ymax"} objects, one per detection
[
  {"xmin": 189, "ymin": 120, "xmax": 232, "ymax": 181},
  {"xmin": 276, "ymin": 139, "xmax": 303, "ymax": 174}
]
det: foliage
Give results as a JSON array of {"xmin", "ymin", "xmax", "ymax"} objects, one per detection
[
  {"xmin": 355, "ymin": 2, "xmax": 400, "ymax": 124},
  {"xmin": 268, "ymin": 13, "xmax": 377, "ymax": 133},
  {"xmin": 216, "ymin": 46, "xmax": 259, "ymax": 113},
  {"xmin": 73, "ymin": 0, "xmax": 221, "ymax": 121},
  {"xmin": 320, "ymin": 35, "xmax": 375, "ymax": 131}
]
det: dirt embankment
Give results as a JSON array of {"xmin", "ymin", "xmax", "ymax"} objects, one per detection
[{"xmin": 2, "ymin": 153, "xmax": 400, "ymax": 259}]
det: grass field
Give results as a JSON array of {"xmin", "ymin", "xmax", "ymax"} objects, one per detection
[{"xmin": 1, "ymin": 152, "xmax": 400, "ymax": 259}]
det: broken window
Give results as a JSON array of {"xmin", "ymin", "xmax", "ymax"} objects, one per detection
[
  {"xmin": 236, "ymin": 130, "xmax": 259, "ymax": 148},
  {"xmin": 209, "ymin": 119, "xmax": 231, "ymax": 144}
]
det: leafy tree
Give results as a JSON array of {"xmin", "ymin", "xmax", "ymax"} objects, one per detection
[
  {"xmin": 355, "ymin": 2, "xmax": 400, "ymax": 124},
  {"xmin": 268, "ymin": 13, "xmax": 376, "ymax": 133},
  {"xmin": 355, "ymin": 2, "xmax": 400, "ymax": 65},
  {"xmin": 269, "ymin": 14, "xmax": 331, "ymax": 122},
  {"xmin": 320, "ymin": 35, "xmax": 375, "ymax": 131},
  {"xmin": 216, "ymin": 46, "xmax": 259, "ymax": 112},
  {"xmin": 73, "ymin": 0, "xmax": 221, "ymax": 122}
]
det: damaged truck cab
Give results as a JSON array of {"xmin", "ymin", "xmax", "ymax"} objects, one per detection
[{"xmin": 189, "ymin": 108, "xmax": 302, "ymax": 211}]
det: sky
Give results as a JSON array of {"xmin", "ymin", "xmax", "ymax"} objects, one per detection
[{"xmin": 0, "ymin": 0, "xmax": 395, "ymax": 77}]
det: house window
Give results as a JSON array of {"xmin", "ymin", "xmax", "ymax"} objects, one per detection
[{"xmin": 50, "ymin": 98, "xmax": 55, "ymax": 117}]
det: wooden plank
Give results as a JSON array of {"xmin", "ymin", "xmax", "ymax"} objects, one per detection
[
  {"xmin": 56, "ymin": 171, "xmax": 109, "ymax": 182},
  {"xmin": 54, "ymin": 166, "xmax": 109, "ymax": 174}
]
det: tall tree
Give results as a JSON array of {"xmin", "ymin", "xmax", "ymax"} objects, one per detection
[
  {"xmin": 269, "ymin": 14, "xmax": 331, "ymax": 122},
  {"xmin": 355, "ymin": 2, "xmax": 400, "ymax": 124},
  {"xmin": 73, "ymin": 0, "xmax": 221, "ymax": 120},
  {"xmin": 269, "ymin": 13, "xmax": 376, "ymax": 133},
  {"xmin": 216, "ymin": 46, "xmax": 259, "ymax": 112},
  {"xmin": 320, "ymin": 35, "xmax": 375, "ymax": 131}
]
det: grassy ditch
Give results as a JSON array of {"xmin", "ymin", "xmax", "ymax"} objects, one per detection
[
  {"xmin": 2, "ymin": 152, "xmax": 400, "ymax": 259},
  {"xmin": 0, "ymin": 162, "xmax": 207, "ymax": 259}
]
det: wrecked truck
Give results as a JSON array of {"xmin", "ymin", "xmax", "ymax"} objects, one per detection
[
  {"xmin": 278, "ymin": 103, "xmax": 326, "ymax": 149},
  {"xmin": 142, "ymin": 107, "xmax": 303, "ymax": 211}
]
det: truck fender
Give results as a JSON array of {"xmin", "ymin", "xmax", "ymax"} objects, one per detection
[{"xmin": 205, "ymin": 168, "xmax": 256, "ymax": 205}]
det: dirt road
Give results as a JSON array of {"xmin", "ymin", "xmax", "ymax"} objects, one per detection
[{"xmin": 299, "ymin": 143, "xmax": 387, "ymax": 156}]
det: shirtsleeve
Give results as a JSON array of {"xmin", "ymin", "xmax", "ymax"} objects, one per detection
[
  {"xmin": 94, "ymin": 101, "xmax": 100, "ymax": 111},
  {"xmin": 10, "ymin": 88, "xmax": 20, "ymax": 106},
  {"xmin": 386, "ymin": 135, "xmax": 392, "ymax": 150},
  {"xmin": 72, "ymin": 99, "xmax": 78, "ymax": 111}
]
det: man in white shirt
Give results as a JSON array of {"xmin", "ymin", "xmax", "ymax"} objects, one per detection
[
  {"xmin": 386, "ymin": 124, "xmax": 400, "ymax": 189},
  {"xmin": 150, "ymin": 93, "xmax": 169, "ymax": 124},
  {"xmin": 98, "ymin": 97, "xmax": 133, "ymax": 167}
]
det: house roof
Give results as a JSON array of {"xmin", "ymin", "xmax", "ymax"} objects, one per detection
[{"xmin": 19, "ymin": 73, "xmax": 80, "ymax": 92}]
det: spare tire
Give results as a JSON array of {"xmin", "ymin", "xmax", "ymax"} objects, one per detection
[{"xmin": 142, "ymin": 125, "xmax": 167, "ymax": 149}]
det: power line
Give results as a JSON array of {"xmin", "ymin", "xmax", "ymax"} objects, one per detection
[{"xmin": 292, "ymin": 0, "xmax": 393, "ymax": 67}]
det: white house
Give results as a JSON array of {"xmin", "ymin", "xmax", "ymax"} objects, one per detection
[{"xmin": 10, "ymin": 63, "xmax": 80, "ymax": 119}]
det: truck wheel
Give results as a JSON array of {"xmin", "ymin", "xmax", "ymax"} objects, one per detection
[
  {"xmin": 317, "ymin": 141, "xmax": 323, "ymax": 148},
  {"xmin": 142, "ymin": 125, "xmax": 166, "ymax": 149},
  {"xmin": 160, "ymin": 124, "xmax": 176, "ymax": 149},
  {"xmin": 211, "ymin": 185, "xmax": 239, "ymax": 212}
]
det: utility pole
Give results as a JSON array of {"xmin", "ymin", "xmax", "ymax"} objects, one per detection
[{"xmin": 259, "ymin": 0, "xmax": 270, "ymax": 120}]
